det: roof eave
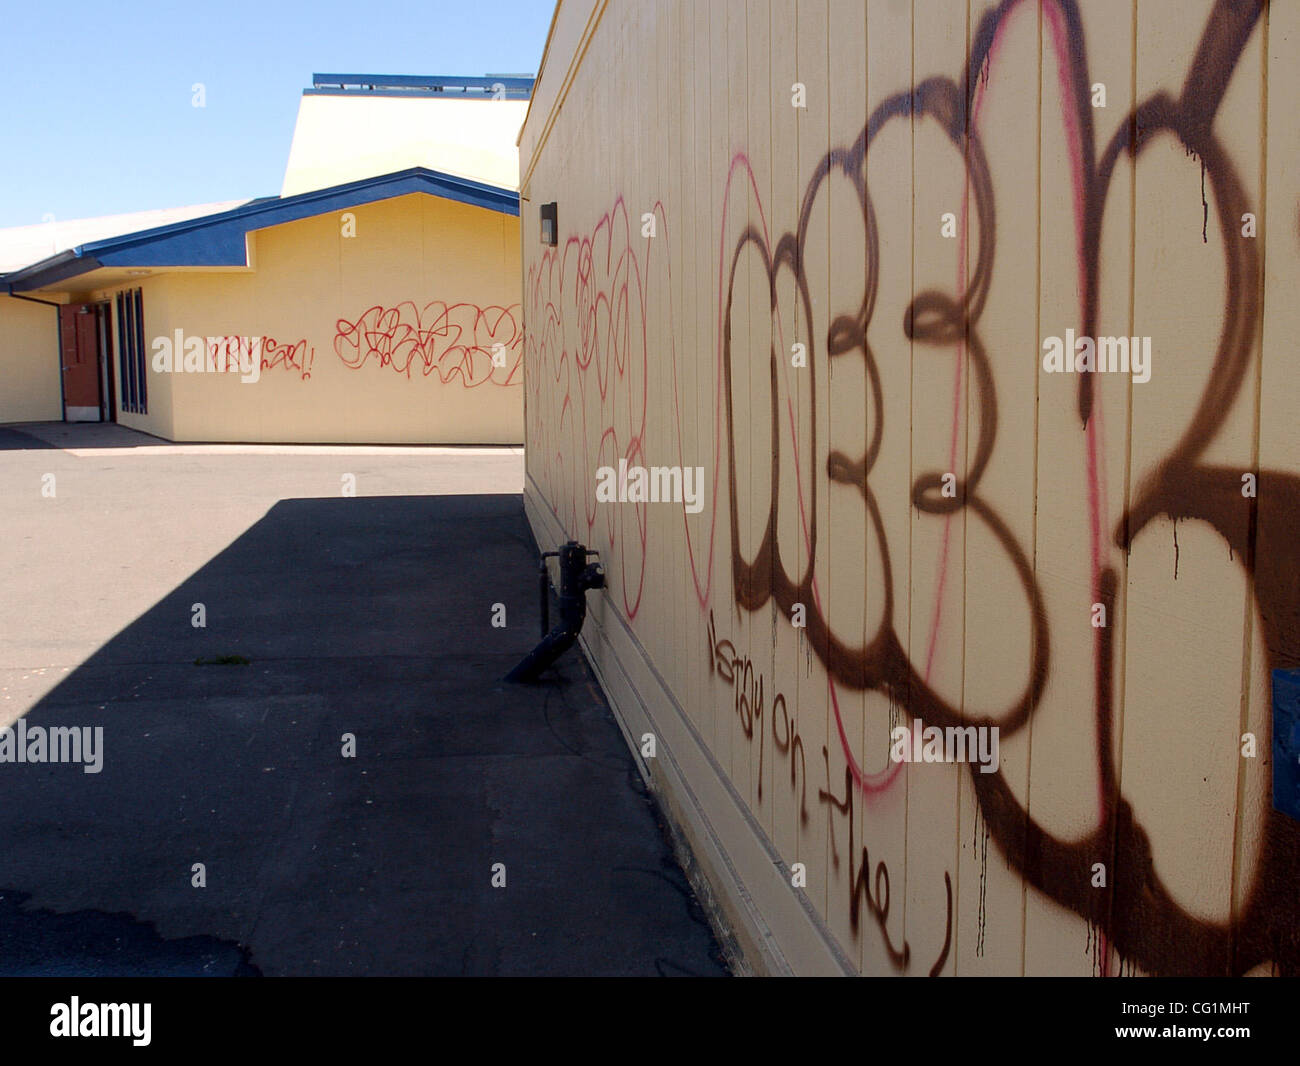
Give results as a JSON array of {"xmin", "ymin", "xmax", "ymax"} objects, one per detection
[{"xmin": 0, "ymin": 167, "xmax": 518, "ymax": 291}]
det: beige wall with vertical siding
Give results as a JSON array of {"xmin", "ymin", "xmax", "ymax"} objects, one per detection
[{"xmin": 520, "ymin": 0, "xmax": 1298, "ymax": 976}]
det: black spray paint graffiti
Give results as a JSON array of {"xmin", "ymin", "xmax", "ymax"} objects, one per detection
[
  {"xmin": 719, "ymin": 0, "xmax": 1298, "ymax": 975},
  {"xmin": 706, "ymin": 610, "xmax": 953, "ymax": 975}
]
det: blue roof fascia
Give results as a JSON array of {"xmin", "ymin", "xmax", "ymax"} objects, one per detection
[
  {"xmin": 1, "ymin": 168, "xmax": 518, "ymax": 291},
  {"xmin": 3, "ymin": 249, "xmax": 104, "ymax": 292}
]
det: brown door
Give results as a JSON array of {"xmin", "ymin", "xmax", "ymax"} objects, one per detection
[{"xmin": 60, "ymin": 303, "xmax": 102, "ymax": 421}]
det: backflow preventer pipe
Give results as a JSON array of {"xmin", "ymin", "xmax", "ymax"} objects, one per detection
[{"xmin": 505, "ymin": 541, "xmax": 605, "ymax": 682}]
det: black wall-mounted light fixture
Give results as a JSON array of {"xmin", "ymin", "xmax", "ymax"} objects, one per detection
[{"xmin": 540, "ymin": 202, "xmax": 558, "ymax": 246}]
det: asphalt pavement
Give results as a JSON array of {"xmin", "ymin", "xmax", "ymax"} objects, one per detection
[{"xmin": 0, "ymin": 423, "xmax": 726, "ymax": 976}]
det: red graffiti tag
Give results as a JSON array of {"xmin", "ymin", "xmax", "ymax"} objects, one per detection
[{"xmin": 335, "ymin": 301, "xmax": 522, "ymax": 386}]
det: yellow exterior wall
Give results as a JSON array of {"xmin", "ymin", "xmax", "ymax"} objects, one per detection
[
  {"xmin": 282, "ymin": 95, "xmax": 528, "ymax": 196},
  {"xmin": 0, "ymin": 295, "xmax": 61, "ymax": 423},
  {"xmin": 91, "ymin": 193, "xmax": 521, "ymax": 444},
  {"xmin": 520, "ymin": 0, "xmax": 1298, "ymax": 976},
  {"xmin": 110, "ymin": 276, "xmax": 176, "ymax": 441}
]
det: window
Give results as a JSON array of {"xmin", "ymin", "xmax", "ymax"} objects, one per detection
[
  {"xmin": 540, "ymin": 202, "xmax": 558, "ymax": 246},
  {"xmin": 116, "ymin": 288, "xmax": 147, "ymax": 414}
]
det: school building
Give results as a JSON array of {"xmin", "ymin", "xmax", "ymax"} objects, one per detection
[
  {"xmin": 518, "ymin": 0, "xmax": 1300, "ymax": 976},
  {"xmin": 0, "ymin": 74, "xmax": 531, "ymax": 444}
]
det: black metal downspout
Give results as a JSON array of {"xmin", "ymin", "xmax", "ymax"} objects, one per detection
[
  {"xmin": 5, "ymin": 284, "xmax": 65, "ymax": 417},
  {"xmin": 506, "ymin": 540, "xmax": 605, "ymax": 683}
]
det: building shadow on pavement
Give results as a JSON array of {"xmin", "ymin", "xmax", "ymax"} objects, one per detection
[
  {"xmin": 0, "ymin": 423, "xmax": 168, "ymax": 451},
  {"xmin": 0, "ymin": 493, "xmax": 727, "ymax": 976},
  {"xmin": 0, "ymin": 427, "xmax": 57, "ymax": 451}
]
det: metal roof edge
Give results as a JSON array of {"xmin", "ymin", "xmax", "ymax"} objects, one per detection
[{"xmin": 0, "ymin": 167, "xmax": 519, "ymax": 290}]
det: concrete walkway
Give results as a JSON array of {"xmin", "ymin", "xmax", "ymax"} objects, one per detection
[{"xmin": 0, "ymin": 423, "xmax": 725, "ymax": 976}]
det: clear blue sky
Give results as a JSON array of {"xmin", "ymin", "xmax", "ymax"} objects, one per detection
[{"xmin": 0, "ymin": 0, "xmax": 554, "ymax": 228}]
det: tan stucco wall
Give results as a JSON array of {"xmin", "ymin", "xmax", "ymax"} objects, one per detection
[
  {"xmin": 0, "ymin": 295, "xmax": 61, "ymax": 423},
  {"xmin": 520, "ymin": 0, "xmax": 1298, "ymax": 976},
  {"xmin": 111, "ymin": 277, "xmax": 176, "ymax": 441},
  {"xmin": 282, "ymin": 95, "xmax": 528, "ymax": 196},
  {"xmin": 90, "ymin": 192, "xmax": 521, "ymax": 444}
]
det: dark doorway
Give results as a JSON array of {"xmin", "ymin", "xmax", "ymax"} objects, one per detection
[{"xmin": 94, "ymin": 301, "xmax": 115, "ymax": 422}]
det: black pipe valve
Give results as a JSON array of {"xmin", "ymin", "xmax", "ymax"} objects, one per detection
[{"xmin": 506, "ymin": 541, "xmax": 604, "ymax": 682}]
